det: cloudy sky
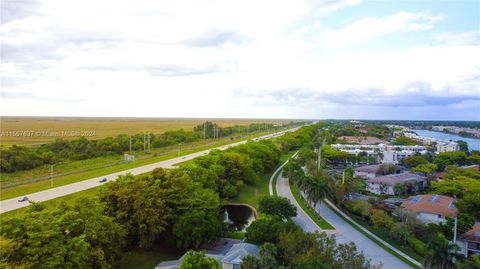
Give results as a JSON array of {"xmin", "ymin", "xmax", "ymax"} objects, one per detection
[{"xmin": 1, "ymin": 0, "xmax": 479, "ymax": 120}]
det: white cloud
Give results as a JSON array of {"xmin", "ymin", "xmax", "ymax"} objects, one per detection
[
  {"xmin": 317, "ymin": 11, "xmax": 444, "ymax": 48},
  {"xmin": 0, "ymin": 0, "xmax": 478, "ymax": 120}
]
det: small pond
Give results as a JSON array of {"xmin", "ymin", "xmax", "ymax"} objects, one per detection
[{"xmin": 223, "ymin": 204, "xmax": 256, "ymax": 231}]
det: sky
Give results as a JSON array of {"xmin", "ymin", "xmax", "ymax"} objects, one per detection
[{"xmin": 1, "ymin": 0, "xmax": 479, "ymax": 120}]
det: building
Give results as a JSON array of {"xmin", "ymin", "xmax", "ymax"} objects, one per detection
[
  {"xmin": 457, "ymin": 223, "xmax": 480, "ymax": 257},
  {"xmin": 354, "ymin": 164, "xmax": 403, "ymax": 180},
  {"xmin": 436, "ymin": 141, "xmax": 460, "ymax": 152},
  {"xmin": 366, "ymin": 172, "xmax": 427, "ymax": 195},
  {"xmin": 337, "ymin": 136, "xmax": 385, "ymax": 145},
  {"xmin": 401, "ymin": 194, "xmax": 457, "ymax": 224},
  {"xmin": 155, "ymin": 240, "xmax": 260, "ymax": 269},
  {"xmin": 331, "ymin": 144, "xmax": 427, "ymax": 165}
]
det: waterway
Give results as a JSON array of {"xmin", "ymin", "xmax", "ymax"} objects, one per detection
[{"xmin": 412, "ymin": 129, "xmax": 480, "ymax": 151}]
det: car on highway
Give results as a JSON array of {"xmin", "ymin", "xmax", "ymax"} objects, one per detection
[
  {"xmin": 182, "ymin": 156, "xmax": 187, "ymax": 159},
  {"xmin": 99, "ymin": 178, "xmax": 108, "ymax": 183},
  {"xmin": 18, "ymin": 196, "xmax": 29, "ymax": 202}
]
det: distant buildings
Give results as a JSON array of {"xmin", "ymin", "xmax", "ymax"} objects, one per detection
[
  {"xmin": 366, "ymin": 172, "xmax": 427, "ymax": 195},
  {"xmin": 331, "ymin": 143, "xmax": 427, "ymax": 164},
  {"xmin": 432, "ymin": 126, "xmax": 480, "ymax": 138},
  {"xmin": 436, "ymin": 141, "xmax": 460, "ymax": 152},
  {"xmin": 337, "ymin": 136, "xmax": 385, "ymax": 145},
  {"xmin": 401, "ymin": 194, "xmax": 457, "ymax": 224}
]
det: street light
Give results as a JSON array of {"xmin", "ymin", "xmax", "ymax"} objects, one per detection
[{"xmin": 50, "ymin": 162, "xmax": 62, "ymax": 187}]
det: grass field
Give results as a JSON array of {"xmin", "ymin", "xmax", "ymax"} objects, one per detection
[
  {"xmin": 0, "ymin": 116, "xmax": 294, "ymax": 146},
  {"xmin": 0, "ymin": 130, "xmax": 278, "ymax": 200},
  {"xmin": 231, "ymin": 152, "xmax": 295, "ymax": 209}
]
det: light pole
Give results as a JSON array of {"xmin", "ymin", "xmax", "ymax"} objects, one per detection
[{"xmin": 50, "ymin": 162, "xmax": 62, "ymax": 187}]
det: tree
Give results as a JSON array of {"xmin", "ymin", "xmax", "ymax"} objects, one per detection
[
  {"xmin": 99, "ymin": 173, "xmax": 169, "ymax": 248},
  {"xmin": 390, "ymin": 223, "xmax": 410, "ymax": 245},
  {"xmin": 412, "ymin": 163, "xmax": 438, "ymax": 175},
  {"xmin": 304, "ymin": 175, "xmax": 329, "ymax": 209},
  {"xmin": 0, "ymin": 198, "xmax": 126, "ymax": 269},
  {"xmin": 258, "ymin": 196, "xmax": 297, "ymax": 220},
  {"xmin": 434, "ymin": 151, "xmax": 469, "ymax": 170},
  {"xmin": 241, "ymin": 255, "xmax": 261, "ymax": 269},
  {"xmin": 245, "ymin": 217, "xmax": 297, "ymax": 245},
  {"xmin": 259, "ymin": 243, "xmax": 278, "ymax": 269},
  {"xmin": 457, "ymin": 140, "xmax": 469, "ymax": 153},
  {"xmin": 173, "ymin": 210, "xmax": 223, "ymax": 249},
  {"xmin": 277, "ymin": 229, "xmax": 371, "ymax": 269},
  {"xmin": 455, "ymin": 193, "xmax": 480, "ymax": 219},
  {"xmin": 393, "ymin": 183, "xmax": 407, "ymax": 196},
  {"xmin": 457, "ymin": 256, "xmax": 480, "ymax": 269},
  {"xmin": 403, "ymin": 155, "xmax": 428, "ymax": 168},
  {"xmin": 178, "ymin": 251, "xmax": 221, "ymax": 269},
  {"xmin": 347, "ymin": 200, "xmax": 371, "ymax": 221},
  {"xmin": 423, "ymin": 234, "xmax": 460, "ymax": 269},
  {"xmin": 370, "ymin": 209, "xmax": 394, "ymax": 230}
]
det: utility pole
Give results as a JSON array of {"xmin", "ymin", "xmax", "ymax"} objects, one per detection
[
  {"xmin": 453, "ymin": 215, "xmax": 458, "ymax": 243},
  {"xmin": 50, "ymin": 162, "xmax": 62, "ymax": 187},
  {"xmin": 317, "ymin": 138, "xmax": 325, "ymax": 172},
  {"xmin": 129, "ymin": 135, "xmax": 132, "ymax": 154}
]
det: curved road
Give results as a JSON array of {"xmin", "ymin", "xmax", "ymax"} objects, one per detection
[
  {"xmin": 275, "ymin": 175, "xmax": 412, "ymax": 269},
  {"xmin": 0, "ymin": 128, "xmax": 298, "ymax": 214}
]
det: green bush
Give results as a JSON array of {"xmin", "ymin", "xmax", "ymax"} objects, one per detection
[{"xmin": 406, "ymin": 235, "xmax": 426, "ymax": 256}]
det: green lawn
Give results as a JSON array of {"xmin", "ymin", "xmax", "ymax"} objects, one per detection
[
  {"xmin": 231, "ymin": 152, "xmax": 295, "ymax": 209},
  {"xmin": 1, "ymin": 130, "xmax": 278, "ymax": 200},
  {"xmin": 289, "ymin": 179, "xmax": 335, "ymax": 230}
]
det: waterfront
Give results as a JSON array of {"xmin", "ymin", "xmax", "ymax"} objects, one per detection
[{"xmin": 413, "ymin": 129, "xmax": 480, "ymax": 151}]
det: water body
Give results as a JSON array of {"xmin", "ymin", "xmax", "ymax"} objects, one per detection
[
  {"xmin": 224, "ymin": 204, "xmax": 256, "ymax": 231},
  {"xmin": 413, "ymin": 129, "xmax": 480, "ymax": 151}
]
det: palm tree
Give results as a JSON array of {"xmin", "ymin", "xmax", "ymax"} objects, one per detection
[
  {"xmin": 423, "ymin": 234, "xmax": 460, "ymax": 269},
  {"xmin": 304, "ymin": 175, "xmax": 329, "ymax": 209}
]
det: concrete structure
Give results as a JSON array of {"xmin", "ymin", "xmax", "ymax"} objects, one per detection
[
  {"xmin": 457, "ymin": 223, "xmax": 480, "ymax": 257},
  {"xmin": 367, "ymin": 172, "xmax": 427, "ymax": 195},
  {"xmin": 155, "ymin": 240, "xmax": 259, "ymax": 269},
  {"xmin": 331, "ymin": 143, "xmax": 427, "ymax": 164},
  {"xmin": 337, "ymin": 136, "xmax": 385, "ymax": 145},
  {"xmin": 436, "ymin": 141, "xmax": 460, "ymax": 152},
  {"xmin": 354, "ymin": 164, "xmax": 403, "ymax": 180},
  {"xmin": 401, "ymin": 194, "xmax": 457, "ymax": 224}
]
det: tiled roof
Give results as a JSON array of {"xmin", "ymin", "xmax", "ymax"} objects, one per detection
[
  {"xmin": 367, "ymin": 172, "xmax": 426, "ymax": 186},
  {"xmin": 461, "ymin": 223, "xmax": 480, "ymax": 243},
  {"xmin": 401, "ymin": 194, "xmax": 457, "ymax": 216}
]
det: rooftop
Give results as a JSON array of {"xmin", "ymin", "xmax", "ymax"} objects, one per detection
[
  {"xmin": 401, "ymin": 194, "xmax": 457, "ymax": 217},
  {"xmin": 367, "ymin": 172, "xmax": 426, "ymax": 186},
  {"xmin": 338, "ymin": 136, "xmax": 385, "ymax": 145},
  {"xmin": 461, "ymin": 223, "xmax": 480, "ymax": 243}
]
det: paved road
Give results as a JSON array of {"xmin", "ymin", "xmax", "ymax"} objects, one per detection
[
  {"xmin": 276, "ymin": 175, "xmax": 412, "ymax": 269},
  {"xmin": 276, "ymin": 175, "xmax": 335, "ymax": 235},
  {"xmin": 0, "ymin": 128, "xmax": 298, "ymax": 214}
]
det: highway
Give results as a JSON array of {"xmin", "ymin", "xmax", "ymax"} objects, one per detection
[{"xmin": 0, "ymin": 128, "xmax": 298, "ymax": 214}]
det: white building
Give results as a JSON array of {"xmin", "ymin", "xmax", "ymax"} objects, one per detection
[
  {"xmin": 331, "ymin": 144, "xmax": 427, "ymax": 164},
  {"xmin": 436, "ymin": 141, "xmax": 460, "ymax": 152},
  {"xmin": 401, "ymin": 194, "xmax": 457, "ymax": 224},
  {"xmin": 354, "ymin": 164, "xmax": 403, "ymax": 180},
  {"xmin": 367, "ymin": 172, "xmax": 427, "ymax": 195}
]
